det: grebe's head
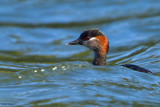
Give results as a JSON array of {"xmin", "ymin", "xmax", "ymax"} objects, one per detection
[{"xmin": 67, "ymin": 28, "xmax": 109, "ymax": 55}]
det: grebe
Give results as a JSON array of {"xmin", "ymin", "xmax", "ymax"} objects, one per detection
[{"xmin": 66, "ymin": 28, "xmax": 153, "ymax": 74}]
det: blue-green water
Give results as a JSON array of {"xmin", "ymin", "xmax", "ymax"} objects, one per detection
[{"xmin": 0, "ymin": 0, "xmax": 160, "ymax": 106}]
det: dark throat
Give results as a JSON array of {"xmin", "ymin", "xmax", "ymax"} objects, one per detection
[{"xmin": 92, "ymin": 51, "xmax": 107, "ymax": 66}]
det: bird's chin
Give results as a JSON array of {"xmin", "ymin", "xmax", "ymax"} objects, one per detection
[
  {"xmin": 83, "ymin": 45, "xmax": 95, "ymax": 51},
  {"xmin": 83, "ymin": 42, "xmax": 96, "ymax": 51}
]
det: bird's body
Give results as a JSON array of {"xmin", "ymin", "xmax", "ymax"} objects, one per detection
[{"xmin": 67, "ymin": 28, "xmax": 153, "ymax": 74}]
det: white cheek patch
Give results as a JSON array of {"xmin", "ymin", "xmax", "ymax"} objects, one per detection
[{"xmin": 89, "ymin": 37, "xmax": 97, "ymax": 41}]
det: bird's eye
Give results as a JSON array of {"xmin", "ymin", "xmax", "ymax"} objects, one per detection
[{"xmin": 85, "ymin": 36, "xmax": 89, "ymax": 40}]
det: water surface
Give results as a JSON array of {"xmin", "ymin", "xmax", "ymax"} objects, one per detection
[{"xmin": 0, "ymin": 0, "xmax": 160, "ymax": 106}]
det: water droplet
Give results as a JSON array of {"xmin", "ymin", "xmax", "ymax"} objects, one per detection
[
  {"xmin": 62, "ymin": 66, "xmax": 67, "ymax": 70},
  {"xmin": 62, "ymin": 66, "xmax": 65, "ymax": 69},
  {"xmin": 19, "ymin": 76, "xmax": 22, "ymax": 78},
  {"xmin": 52, "ymin": 67, "xmax": 57, "ymax": 70},
  {"xmin": 41, "ymin": 69, "xmax": 45, "ymax": 72},
  {"xmin": 34, "ymin": 70, "xmax": 37, "ymax": 72}
]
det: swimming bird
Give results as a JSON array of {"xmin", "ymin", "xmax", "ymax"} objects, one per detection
[{"xmin": 66, "ymin": 28, "xmax": 153, "ymax": 74}]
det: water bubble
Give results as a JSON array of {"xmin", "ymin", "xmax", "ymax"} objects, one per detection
[
  {"xmin": 62, "ymin": 66, "xmax": 65, "ymax": 69},
  {"xmin": 62, "ymin": 66, "xmax": 67, "ymax": 70},
  {"xmin": 52, "ymin": 67, "xmax": 57, "ymax": 70},
  {"xmin": 41, "ymin": 69, "xmax": 45, "ymax": 72}
]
